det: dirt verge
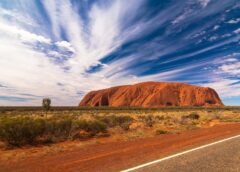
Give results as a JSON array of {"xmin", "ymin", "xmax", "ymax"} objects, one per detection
[{"xmin": 0, "ymin": 123, "xmax": 240, "ymax": 172}]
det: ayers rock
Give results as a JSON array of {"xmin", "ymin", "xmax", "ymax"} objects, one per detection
[{"xmin": 79, "ymin": 82, "xmax": 223, "ymax": 107}]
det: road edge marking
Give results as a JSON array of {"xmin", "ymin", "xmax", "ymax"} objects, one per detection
[{"xmin": 121, "ymin": 134, "xmax": 240, "ymax": 172}]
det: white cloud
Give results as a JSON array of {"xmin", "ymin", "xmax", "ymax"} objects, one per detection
[
  {"xmin": 0, "ymin": 0, "xmax": 240, "ymax": 106},
  {"xmin": 234, "ymin": 28, "xmax": 240, "ymax": 34},
  {"xmin": 172, "ymin": 13, "xmax": 187, "ymax": 24},
  {"xmin": 199, "ymin": 54, "xmax": 240, "ymax": 99},
  {"xmin": 201, "ymin": 78, "xmax": 240, "ymax": 98},
  {"xmin": 0, "ymin": 1, "xmax": 149, "ymax": 105},
  {"xmin": 46, "ymin": 0, "xmax": 146, "ymax": 72},
  {"xmin": 209, "ymin": 36, "xmax": 218, "ymax": 41},
  {"xmin": 224, "ymin": 58, "xmax": 238, "ymax": 62},
  {"xmin": 213, "ymin": 25, "xmax": 220, "ymax": 30},
  {"xmin": 222, "ymin": 33, "xmax": 232, "ymax": 38},
  {"xmin": 17, "ymin": 29, "xmax": 51, "ymax": 44},
  {"xmin": 199, "ymin": 0, "xmax": 211, "ymax": 8},
  {"xmin": 0, "ymin": 38, "xmax": 67, "ymax": 104},
  {"xmin": 0, "ymin": 20, "xmax": 51, "ymax": 44},
  {"xmin": 227, "ymin": 18, "xmax": 240, "ymax": 24},
  {"xmin": 41, "ymin": 0, "xmax": 61, "ymax": 38},
  {"xmin": 0, "ymin": 8, "xmax": 36, "ymax": 26},
  {"xmin": 47, "ymin": 50, "xmax": 62, "ymax": 58},
  {"xmin": 55, "ymin": 41, "xmax": 75, "ymax": 52},
  {"xmin": 218, "ymin": 62, "xmax": 240, "ymax": 75}
]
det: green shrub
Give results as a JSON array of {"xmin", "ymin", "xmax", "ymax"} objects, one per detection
[
  {"xmin": 120, "ymin": 121, "xmax": 131, "ymax": 131},
  {"xmin": 155, "ymin": 115, "xmax": 165, "ymax": 121},
  {"xmin": 0, "ymin": 116, "xmax": 111, "ymax": 146},
  {"xmin": 155, "ymin": 129, "xmax": 168, "ymax": 135},
  {"xmin": 75, "ymin": 120, "xmax": 107, "ymax": 136},
  {"xmin": 74, "ymin": 120, "xmax": 89, "ymax": 130},
  {"xmin": 87, "ymin": 120, "xmax": 107, "ymax": 135},
  {"xmin": 44, "ymin": 118, "xmax": 73, "ymax": 142},
  {"xmin": 42, "ymin": 98, "xmax": 51, "ymax": 111},
  {"xmin": 182, "ymin": 112, "xmax": 200, "ymax": 121},
  {"xmin": 138, "ymin": 115, "xmax": 155, "ymax": 127},
  {"xmin": 96, "ymin": 115, "xmax": 133, "ymax": 130},
  {"xmin": 0, "ymin": 117, "xmax": 45, "ymax": 146},
  {"xmin": 188, "ymin": 112, "xmax": 200, "ymax": 120},
  {"xmin": 209, "ymin": 113, "xmax": 221, "ymax": 120},
  {"xmin": 0, "ymin": 116, "xmax": 108, "ymax": 146}
]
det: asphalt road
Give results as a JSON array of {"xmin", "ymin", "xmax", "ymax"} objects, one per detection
[{"xmin": 134, "ymin": 136, "xmax": 240, "ymax": 172}]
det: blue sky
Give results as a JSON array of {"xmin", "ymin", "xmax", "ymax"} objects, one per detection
[{"xmin": 0, "ymin": 0, "xmax": 240, "ymax": 106}]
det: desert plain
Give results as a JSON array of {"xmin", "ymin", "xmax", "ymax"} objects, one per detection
[{"xmin": 0, "ymin": 106, "xmax": 240, "ymax": 171}]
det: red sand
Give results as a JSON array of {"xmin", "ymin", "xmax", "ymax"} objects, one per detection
[{"xmin": 0, "ymin": 123, "xmax": 239, "ymax": 172}]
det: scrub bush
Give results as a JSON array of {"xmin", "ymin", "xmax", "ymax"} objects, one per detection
[
  {"xmin": 96, "ymin": 115, "xmax": 133, "ymax": 130},
  {"xmin": 0, "ymin": 117, "xmax": 45, "ymax": 146}
]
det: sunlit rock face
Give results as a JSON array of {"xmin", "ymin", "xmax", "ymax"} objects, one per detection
[{"xmin": 79, "ymin": 82, "xmax": 224, "ymax": 107}]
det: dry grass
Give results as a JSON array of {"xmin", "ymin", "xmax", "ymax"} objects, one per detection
[{"xmin": 0, "ymin": 107, "xmax": 239, "ymax": 161}]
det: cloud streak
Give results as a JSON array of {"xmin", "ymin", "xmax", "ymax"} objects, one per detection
[{"xmin": 0, "ymin": 0, "xmax": 240, "ymax": 105}]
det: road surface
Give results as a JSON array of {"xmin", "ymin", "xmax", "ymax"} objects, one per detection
[
  {"xmin": 124, "ymin": 135, "xmax": 240, "ymax": 172},
  {"xmin": 0, "ymin": 123, "xmax": 240, "ymax": 172}
]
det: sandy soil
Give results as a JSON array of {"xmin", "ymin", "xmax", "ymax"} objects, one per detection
[{"xmin": 0, "ymin": 122, "xmax": 239, "ymax": 172}]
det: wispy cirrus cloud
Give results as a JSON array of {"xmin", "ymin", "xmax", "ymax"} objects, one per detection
[
  {"xmin": 0, "ymin": 19, "xmax": 51, "ymax": 44},
  {"xmin": 199, "ymin": 0, "xmax": 211, "ymax": 8},
  {"xmin": 55, "ymin": 41, "xmax": 75, "ymax": 53},
  {"xmin": 0, "ymin": 0, "xmax": 240, "ymax": 105}
]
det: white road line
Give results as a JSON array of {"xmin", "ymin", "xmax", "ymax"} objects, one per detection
[{"xmin": 121, "ymin": 134, "xmax": 240, "ymax": 172}]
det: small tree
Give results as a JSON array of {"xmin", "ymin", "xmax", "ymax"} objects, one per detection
[{"xmin": 42, "ymin": 98, "xmax": 51, "ymax": 115}]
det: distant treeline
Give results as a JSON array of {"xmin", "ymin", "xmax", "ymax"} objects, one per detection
[{"xmin": 0, "ymin": 106, "xmax": 240, "ymax": 112}]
